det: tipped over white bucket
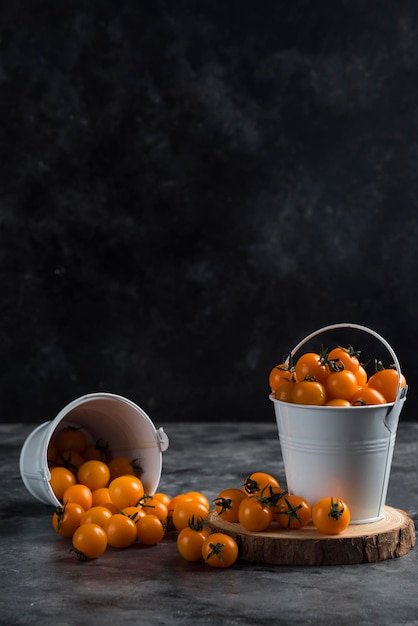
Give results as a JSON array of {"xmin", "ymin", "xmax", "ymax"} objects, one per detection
[
  {"xmin": 19, "ymin": 392, "xmax": 169, "ymax": 507},
  {"xmin": 270, "ymin": 323, "xmax": 407, "ymax": 524}
]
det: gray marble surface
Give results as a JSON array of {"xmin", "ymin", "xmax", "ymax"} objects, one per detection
[{"xmin": 1, "ymin": 420, "xmax": 417, "ymax": 626}]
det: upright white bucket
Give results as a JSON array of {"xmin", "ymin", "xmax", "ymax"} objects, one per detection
[
  {"xmin": 19, "ymin": 392, "xmax": 169, "ymax": 507},
  {"xmin": 270, "ymin": 323, "xmax": 407, "ymax": 524}
]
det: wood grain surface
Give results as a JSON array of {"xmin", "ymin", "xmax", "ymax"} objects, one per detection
[{"xmin": 205, "ymin": 506, "xmax": 415, "ymax": 566}]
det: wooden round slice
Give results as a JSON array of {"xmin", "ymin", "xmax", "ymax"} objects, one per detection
[{"xmin": 204, "ymin": 506, "xmax": 415, "ymax": 566}]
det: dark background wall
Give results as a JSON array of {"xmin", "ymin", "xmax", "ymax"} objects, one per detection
[{"xmin": 1, "ymin": 0, "xmax": 417, "ymax": 425}]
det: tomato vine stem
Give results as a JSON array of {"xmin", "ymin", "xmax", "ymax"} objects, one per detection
[
  {"xmin": 328, "ymin": 497, "xmax": 345, "ymax": 521},
  {"xmin": 213, "ymin": 497, "xmax": 233, "ymax": 514},
  {"xmin": 274, "ymin": 497, "xmax": 304, "ymax": 528},
  {"xmin": 206, "ymin": 541, "xmax": 225, "ymax": 564}
]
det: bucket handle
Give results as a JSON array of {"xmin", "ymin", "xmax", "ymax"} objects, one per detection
[
  {"xmin": 288, "ymin": 322, "xmax": 407, "ymax": 433},
  {"xmin": 157, "ymin": 427, "xmax": 169, "ymax": 452}
]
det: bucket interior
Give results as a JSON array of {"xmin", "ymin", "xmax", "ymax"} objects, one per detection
[{"xmin": 20, "ymin": 393, "xmax": 167, "ymax": 506}]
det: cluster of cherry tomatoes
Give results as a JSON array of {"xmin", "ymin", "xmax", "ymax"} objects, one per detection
[
  {"xmin": 269, "ymin": 344, "xmax": 407, "ymax": 406},
  {"xmin": 47, "ymin": 427, "xmax": 352, "ymax": 567},
  {"xmin": 214, "ymin": 471, "xmax": 350, "ymax": 535},
  {"xmin": 48, "ymin": 425, "xmax": 238, "ymax": 567}
]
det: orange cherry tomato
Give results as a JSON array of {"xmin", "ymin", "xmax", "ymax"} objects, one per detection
[
  {"xmin": 355, "ymin": 364, "xmax": 368, "ymax": 386},
  {"xmin": 91, "ymin": 487, "xmax": 114, "ymax": 508},
  {"xmin": 102, "ymin": 502, "xmax": 120, "ymax": 514},
  {"xmin": 294, "ymin": 352, "xmax": 329, "ymax": 385},
  {"xmin": 325, "ymin": 398, "xmax": 351, "ymax": 407},
  {"xmin": 201, "ymin": 533, "xmax": 238, "ymax": 568},
  {"xmin": 312, "ymin": 497, "xmax": 350, "ymax": 534},
  {"xmin": 172, "ymin": 500, "xmax": 209, "ymax": 531},
  {"xmin": 72, "ymin": 523, "xmax": 107, "ymax": 560},
  {"xmin": 269, "ymin": 363, "xmax": 294, "ymax": 391},
  {"xmin": 167, "ymin": 493, "xmax": 194, "ymax": 515},
  {"xmin": 52, "ymin": 502, "xmax": 85, "ymax": 537},
  {"xmin": 49, "ymin": 466, "xmax": 77, "ymax": 500},
  {"xmin": 139, "ymin": 496, "xmax": 168, "ymax": 523},
  {"xmin": 108, "ymin": 475, "xmax": 145, "ymax": 509},
  {"xmin": 328, "ymin": 346, "xmax": 360, "ymax": 374},
  {"xmin": 242, "ymin": 472, "xmax": 280, "ymax": 496},
  {"xmin": 83, "ymin": 440, "xmax": 109, "ymax": 462},
  {"xmin": 80, "ymin": 505, "xmax": 113, "ymax": 528},
  {"xmin": 108, "ymin": 456, "xmax": 143, "ymax": 481},
  {"xmin": 136, "ymin": 514, "xmax": 165, "ymax": 545},
  {"xmin": 367, "ymin": 367, "xmax": 406, "ymax": 403},
  {"xmin": 152, "ymin": 492, "xmax": 172, "ymax": 507},
  {"xmin": 77, "ymin": 460, "xmax": 110, "ymax": 491},
  {"xmin": 63, "ymin": 483, "xmax": 93, "ymax": 511},
  {"xmin": 292, "ymin": 380, "xmax": 327, "ymax": 405},
  {"xmin": 238, "ymin": 495, "xmax": 273, "ymax": 532},
  {"xmin": 326, "ymin": 370, "xmax": 358, "ymax": 401},
  {"xmin": 214, "ymin": 488, "xmax": 248, "ymax": 523},
  {"xmin": 82, "ymin": 445, "xmax": 104, "ymax": 462},
  {"xmin": 104, "ymin": 513, "xmax": 137, "ymax": 548},
  {"xmin": 350, "ymin": 386, "xmax": 387, "ymax": 405},
  {"xmin": 53, "ymin": 426, "xmax": 87, "ymax": 454},
  {"xmin": 177, "ymin": 524, "xmax": 210, "ymax": 561},
  {"xmin": 185, "ymin": 491, "xmax": 210, "ymax": 511},
  {"xmin": 55, "ymin": 450, "xmax": 85, "ymax": 475},
  {"xmin": 273, "ymin": 495, "xmax": 311, "ymax": 529},
  {"xmin": 273, "ymin": 380, "xmax": 295, "ymax": 402},
  {"xmin": 122, "ymin": 506, "xmax": 147, "ymax": 522}
]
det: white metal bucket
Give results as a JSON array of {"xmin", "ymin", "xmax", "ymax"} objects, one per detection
[
  {"xmin": 270, "ymin": 323, "xmax": 407, "ymax": 524},
  {"xmin": 19, "ymin": 392, "xmax": 169, "ymax": 507}
]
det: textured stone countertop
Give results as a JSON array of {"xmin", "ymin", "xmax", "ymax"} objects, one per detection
[{"xmin": 1, "ymin": 420, "xmax": 417, "ymax": 626}]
